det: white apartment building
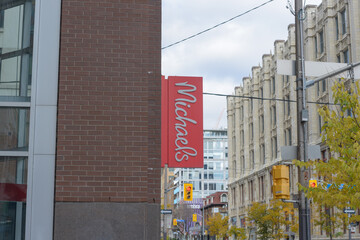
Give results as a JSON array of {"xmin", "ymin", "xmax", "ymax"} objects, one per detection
[
  {"xmin": 227, "ymin": 0, "xmax": 360, "ymax": 239},
  {"xmin": 173, "ymin": 130, "xmax": 228, "ymax": 204}
]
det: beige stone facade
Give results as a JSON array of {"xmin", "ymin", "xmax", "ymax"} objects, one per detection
[{"xmin": 227, "ymin": 0, "xmax": 360, "ymax": 238}]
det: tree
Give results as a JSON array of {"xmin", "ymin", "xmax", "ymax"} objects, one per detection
[
  {"xmin": 312, "ymin": 204, "xmax": 345, "ymax": 239},
  {"xmin": 206, "ymin": 213, "xmax": 229, "ymax": 239},
  {"xmin": 296, "ymin": 82, "xmax": 360, "ymax": 224},
  {"xmin": 247, "ymin": 200, "xmax": 297, "ymax": 240},
  {"xmin": 228, "ymin": 225, "xmax": 246, "ymax": 240}
]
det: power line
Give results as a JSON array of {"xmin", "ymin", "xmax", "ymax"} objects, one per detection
[
  {"xmin": 203, "ymin": 92, "xmax": 338, "ymax": 106},
  {"xmin": 162, "ymin": 0, "xmax": 275, "ymax": 50}
]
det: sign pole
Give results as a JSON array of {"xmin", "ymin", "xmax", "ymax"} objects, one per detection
[
  {"xmin": 163, "ymin": 164, "xmax": 168, "ymax": 240},
  {"xmin": 202, "ymin": 202, "xmax": 204, "ymax": 240},
  {"xmin": 348, "ymin": 203, "xmax": 352, "ymax": 240},
  {"xmin": 295, "ymin": 0, "xmax": 311, "ymax": 239}
]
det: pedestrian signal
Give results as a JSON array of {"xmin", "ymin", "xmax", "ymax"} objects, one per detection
[
  {"xmin": 309, "ymin": 179, "xmax": 317, "ymax": 188},
  {"xmin": 184, "ymin": 183, "xmax": 193, "ymax": 201}
]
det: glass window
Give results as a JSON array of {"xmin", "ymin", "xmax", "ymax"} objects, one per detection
[
  {"xmin": 343, "ymin": 49, "xmax": 349, "ymax": 63},
  {"xmin": 335, "ymin": 15, "xmax": 339, "ymax": 40},
  {"xmin": 272, "ymin": 77, "xmax": 275, "ymax": 95},
  {"xmin": 322, "ymin": 79, "xmax": 326, "ymax": 92},
  {"xmin": 0, "ymin": 2, "xmax": 36, "ymax": 240},
  {"xmin": 0, "ymin": 2, "xmax": 34, "ymax": 98},
  {"xmin": 208, "ymin": 162, "xmax": 214, "ymax": 170},
  {"xmin": 0, "ymin": 156, "xmax": 27, "ymax": 240},
  {"xmin": 341, "ymin": 9, "xmax": 347, "ymax": 35},
  {"xmin": 215, "ymin": 162, "xmax": 221, "ymax": 170},
  {"xmin": 214, "ymin": 172, "xmax": 223, "ymax": 179},
  {"xmin": 319, "ymin": 31, "xmax": 324, "ymax": 53},
  {"xmin": 221, "ymin": 194, "xmax": 227, "ymax": 202},
  {"xmin": 249, "ymin": 123, "xmax": 253, "ymax": 141},
  {"xmin": 0, "ymin": 108, "xmax": 30, "ymax": 151}
]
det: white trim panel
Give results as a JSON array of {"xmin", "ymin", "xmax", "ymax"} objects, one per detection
[
  {"xmin": 26, "ymin": 0, "xmax": 61, "ymax": 239},
  {"xmin": 30, "ymin": 155, "xmax": 56, "ymax": 240},
  {"xmin": 33, "ymin": 106, "xmax": 57, "ymax": 155}
]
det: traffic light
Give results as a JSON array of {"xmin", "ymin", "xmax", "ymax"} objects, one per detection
[
  {"xmin": 309, "ymin": 179, "xmax": 317, "ymax": 188},
  {"xmin": 173, "ymin": 219, "xmax": 177, "ymax": 226},
  {"xmin": 184, "ymin": 183, "xmax": 193, "ymax": 201},
  {"xmin": 192, "ymin": 214, "xmax": 197, "ymax": 222},
  {"xmin": 272, "ymin": 165, "xmax": 290, "ymax": 199}
]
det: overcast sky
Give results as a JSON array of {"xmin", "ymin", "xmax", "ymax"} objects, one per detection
[{"xmin": 162, "ymin": 0, "xmax": 322, "ymax": 130}]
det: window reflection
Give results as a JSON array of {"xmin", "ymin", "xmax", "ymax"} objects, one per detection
[
  {"xmin": 0, "ymin": 1, "xmax": 34, "ymax": 98},
  {"xmin": 0, "ymin": 108, "xmax": 29, "ymax": 151},
  {"xmin": 0, "ymin": 157, "xmax": 27, "ymax": 240}
]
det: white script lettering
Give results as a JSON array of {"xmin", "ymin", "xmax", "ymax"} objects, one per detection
[{"xmin": 174, "ymin": 82, "xmax": 198, "ymax": 162}]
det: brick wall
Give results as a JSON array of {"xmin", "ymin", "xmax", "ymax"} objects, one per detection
[{"xmin": 56, "ymin": 0, "xmax": 161, "ymax": 203}]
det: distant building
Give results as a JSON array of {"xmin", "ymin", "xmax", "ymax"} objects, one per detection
[
  {"xmin": 203, "ymin": 191, "xmax": 228, "ymax": 219},
  {"xmin": 227, "ymin": 1, "xmax": 360, "ymax": 239},
  {"xmin": 173, "ymin": 130, "xmax": 228, "ymax": 205},
  {"xmin": 202, "ymin": 191, "xmax": 228, "ymax": 240}
]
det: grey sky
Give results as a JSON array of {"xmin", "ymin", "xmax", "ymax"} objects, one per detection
[{"xmin": 162, "ymin": 0, "xmax": 322, "ymax": 129}]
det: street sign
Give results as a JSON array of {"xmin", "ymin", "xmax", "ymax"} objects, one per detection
[
  {"xmin": 343, "ymin": 209, "xmax": 356, "ymax": 214},
  {"xmin": 277, "ymin": 60, "xmax": 355, "ymax": 78},
  {"xmin": 161, "ymin": 209, "xmax": 173, "ymax": 214},
  {"xmin": 281, "ymin": 145, "xmax": 320, "ymax": 161},
  {"xmin": 189, "ymin": 226, "xmax": 201, "ymax": 231}
]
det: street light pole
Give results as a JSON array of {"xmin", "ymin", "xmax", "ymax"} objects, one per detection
[{"xmin": 295, "ymin": 0, "xmax": 311, "ymax": 239}]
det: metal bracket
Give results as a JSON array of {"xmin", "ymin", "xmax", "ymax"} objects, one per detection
[{"xmin": 282, "ymin": 199, "xmax": 299, "ymax": 208}]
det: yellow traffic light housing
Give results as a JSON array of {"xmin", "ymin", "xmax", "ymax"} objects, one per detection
[
  {"xmin": 272, "ymin": 165, "xmax": 290, "ymax": 199},
  {"xmin": 184, "ymin": 183, "xmax": 193, "ymax": 201},
  {"xmin": 192, "ymin": 214, "xmax": 197, "ymax": 222},
  {"xmin": 309, "ymin": 179, "xmax": 317, "ymax": 188},
  {"xmin": 173, "ymin": 219, "xmax": 177, "ymax": 226}
]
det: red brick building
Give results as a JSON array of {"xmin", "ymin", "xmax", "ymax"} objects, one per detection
[
  {"xmin": 203, "ymin": 191, "xmax": 229, "ymax": 221},
  {"xmin": 0, "ymin": 0, "xmax": 161, "ymax": 239}
]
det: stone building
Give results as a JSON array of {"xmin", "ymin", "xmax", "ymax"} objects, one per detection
[{"xmin": 227, "ymin": 0, "xmax": 360, "ymax": 239}]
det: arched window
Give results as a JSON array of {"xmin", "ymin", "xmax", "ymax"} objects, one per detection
[{"xmin": 221, "ymin": 194, "xmax": 228, "ymax": 203}]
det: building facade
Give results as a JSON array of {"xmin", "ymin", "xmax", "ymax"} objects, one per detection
[
  {"xmin": 0, "ymin": 0, "xmax": 161, "ymax": 239},
  {"xmin": 173, "ymin": 130, "xmax": 228, "ymax": 205},
  {"xmin": 203, "ymin": 191, "xmax": 228, "ymax": 240},
  {"xmin": 227, "ymin": 0, "xmax": 360, "ymax": 239}
]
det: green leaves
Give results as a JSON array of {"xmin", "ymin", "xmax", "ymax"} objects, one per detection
[
  {"xmin": 229, "ymin": 225, "xmax": 247, "ymax": 240},
  {"xmin": 295, "ymin": 81, "xmax": 360, "ymax": 227},
  {"xmin": 206, "ymin": 213, "xmax": 229, "ymax": 239},
  {"xmin": 247, "ymin": 200, "xmax": 298, "ymax": 240}
]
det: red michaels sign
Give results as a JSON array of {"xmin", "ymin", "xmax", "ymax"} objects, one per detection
[{"xmin": 161, "ymin": 76, "xmax": 203, "ymax": 168}]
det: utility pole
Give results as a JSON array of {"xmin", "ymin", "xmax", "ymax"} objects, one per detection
[{"xmin": 295, "ymin": 0, "xmax": 311, "ymax": 239}]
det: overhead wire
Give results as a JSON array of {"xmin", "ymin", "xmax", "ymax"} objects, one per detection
[
  {"xmin": 203, "ymin": 92, "xmax": 339, "ymax": 106},
  {"xmin": 162, "ymin": 0, "xmax": 275, "ymax": 50}
]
